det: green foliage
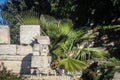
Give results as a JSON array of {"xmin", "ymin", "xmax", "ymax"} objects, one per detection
[
  {"xmin": 3, "ymin": 1, "xmax": 40, "ymax": 43},
  {"xmin": 98, "ymin": 25, "xmax": 119, "ymax": 30},
  {"xmin": 40, "ymin": 15, "xmax": 106, "ymax": 72},
  {"xmin": 19, "ymin": 11, "xmax": 40, "ymax": 25},
  {"xmin": 82, "ymin": 58, "xmax": 119, "ymax": 80},
  {"xmin": 48, "ymin": 0, "xmax": 77, "ymax": 18},
  {"xmin": 2, "ymin": 1, "xmax": 21, "ymax": 44},
  {"xmin": 2, "ymin": 0, "xmax": 120, "ymax": 27},
  {"xmin": 74, "ymin": 47, "xmax": 107, "ymax": 60},
  {"xmin": 0, "ymin": 71, "xmax": 24, "ymax": 80},
  {"xmin": 99, "ymin": 57, "xmax": 119, "ymax": 69},
  {"xmin": 59, "ymin": 58, "xmax": 86, "ymax": 72},
  {"xmin": 0, "ymin": 63, "xmax": 24, "ymax": 80},
  {"xmin": 111, "ymin": 0, "xmax": 120, "ymax": 6}
]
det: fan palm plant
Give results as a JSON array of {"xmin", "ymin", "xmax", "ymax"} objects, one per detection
[
  {"xmin": 16, "ymin": 10, "xmax": 40, "ymax": 25},
  {"xmin": 40, "ymin": 15, "xmax": 107, "ymax": 73}
]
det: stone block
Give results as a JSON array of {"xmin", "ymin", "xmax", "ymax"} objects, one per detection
[
  {"xmin": 33, "ymin": 51, "xmax": 39, "ymax": 55},
  {"xmin": 0, "ymin": 45, "xmax": 16, "ymax": 55},
  {"xmin": 0, "ymin": 55, "xmax": 31, "ymax": 61},
  {"xmin": 33, "ymin": 44, "xmax": 40, "ymax": 51},
  {"xmin": 37, "ymin": 36, "xmax": 50, "ymax": 44},
  {"xmin": 40, "ymin": 44, "xmax": 49, "ymax": 56},
  {"xmin": 48, "ymin": 56, "xmax": 51, "ymax": 63},
  {"xmin": 31, "ymin": 56, "xmax": 51, "ymax": 74},
  {"xmin": 20, "ymin": 25, "xmax": 40, "ymax": 44},
  {"xmin": 0, "ymin": 61, "xmax": 31, "ymax": 74},
  {"xmin": 17, "ymin": 45, "xmax": 33, "ymax": 55},
  {"xmin": 113, "ymin": 72, "xmax": 120, "ymax": 79},
  {"xmin": 0, "ymin": 26, "xmax": 10, "ymax": 44},
  {"xmin": 31, "ymin": 56, "xmax": 49, "ymax": 68}
]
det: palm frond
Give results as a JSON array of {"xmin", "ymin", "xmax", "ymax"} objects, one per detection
[
  {"xmin": 59, "ymin": 23, "xmax": 71, "ymax": 35},
  {"xmin": 53, "ymin": 48, "xmax": 63, "ymax": 56},
  {"xmin": 59, "ymin": 58, "xmax": 86, "ymax": 72},
  {"xmin": 99, "ymin": 25, "xmax": 119, "ymax": 30},
  {"xmin": 81, "ymin": 30, "xmax": 97, "ymax": 40},
  {"xmin": 20, "ymin": 11, "xmax": 40, "ymax": 25},
  {"xmin": 83, "ymin": 47, "xmax": 107, "ymax": 59},
  {"xmin": 73, "ymin": 47, "xmax": 107, "ymax": 60}
]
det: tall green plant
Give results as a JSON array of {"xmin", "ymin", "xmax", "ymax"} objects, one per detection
[{"xmin": 40, "ymin": 15, "xmax": 107, "ymax": 72}]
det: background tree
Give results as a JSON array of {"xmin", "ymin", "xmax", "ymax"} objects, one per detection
[{"xmin": 2, "ymin": 0, "xmax": 120, "ymax": 27}]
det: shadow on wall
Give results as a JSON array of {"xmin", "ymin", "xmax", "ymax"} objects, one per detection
[
  {"xmin": 30, "ymin": 39, "xmax": 38, "ymax": 47},
  {"xmin": 20, "ymin": 54, "xmax": 33, "ymax": 74}
]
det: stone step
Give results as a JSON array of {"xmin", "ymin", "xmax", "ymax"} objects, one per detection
[{"xmin": 0, "ymin": 55, "xmax": 32, "ymax": 61}]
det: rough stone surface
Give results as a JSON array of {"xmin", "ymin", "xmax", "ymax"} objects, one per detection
[
  {"xmin": 40, "ymin": 44, "xmax": 49, "ymax": 56},
  {"xmin": 16, "ymin": 45, "xmax": 33, "ymax": 55},
  {"xmin": 0, "ymin": 45, "xmax": 16, "ymax": 55},
  {"xmin": 0, "ymin": 26, "xmax": 10, "ymax": 44},
  {"xmin": 31, "ymin": 56, "xmax": 49, "ymax": 68},
  {"xmin": 112, "ymin": 72, "xmax": 120, "ymax": 80},
  {"xmin": 0, "ymin": 61, "xmax": 31, "ymax": 74},
  {"xmin": 33, "ymin": 51, "xmax": 40, "ymax": 55},
  {"xmin": 31, "ymin": 56, "xmax": 51, "ymax": 74},
  {"xmin": 20, "ymin": 25, "xmax": 40, "ymax": 44},
  {"xmin": 48, "ymin": 56, "xmax": 52, "ymax": 63},
  {"xmin": 0, "ymin": 25, "xmax": 52, "ymax": 75},
  {"xmin": 33, "ymin": 44, "xmax": 40, "ymax": 51},
  {"xmin": 37, "ymin": 36, "xmax": 50, "ymax": 44},
  {"xmin": 0, "ymin": 55, "xmax": 31, "ymax": 61}
]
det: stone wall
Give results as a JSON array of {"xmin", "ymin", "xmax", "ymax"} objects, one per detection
[
  {"xmin": 0, "ymin": 25, "xmax": 52, "ymax": 75},
  {"xmin": 20, "ymin": 25, "xmax": 40, "ymax": 44},
  {"xmin": 0, "ymin": 26, "xmax": 10, "ymax": 44}
]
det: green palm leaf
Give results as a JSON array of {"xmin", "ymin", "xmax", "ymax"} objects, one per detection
[
  {"xmin": 81, "ymin": 31, "xmax": 97, "ymax": 40},
  {"xmin": 84, "ymin": 47, "xmax": 107, "ymax": 59},
  {"xmin": 19, "ymin": 11, "xmax": 40, "ymax": 25},
  {"xmin": 59, "ymin": 58, "xmax": 86, "ymax": 72},
  {"xmin": 73, "ymin": 47, "xmax": 107, "ymax": 60}
]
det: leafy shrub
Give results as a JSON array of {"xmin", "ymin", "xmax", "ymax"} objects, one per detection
[{"xmin": 0, "ymin": 62, "xmax": 24, "ymax": 80}]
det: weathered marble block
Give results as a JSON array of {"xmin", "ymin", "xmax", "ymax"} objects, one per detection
[
  {"xmin": 0, "ymin": 45, "xmax": 16, "ymax": 55},
  {"xmin": 48, "ymin": 56, "xmax": 52, "ymax": 63},
  {"xmin": 0, "ymin": 55, "xmax": 31, "ymax": 61},
  {"xmin": 16, "ymin": 45, "xmax": 33, "ymax": 55},
  {"xmin": 31, "ymin": 56, "xmax": 50, "ymax": 68},
  {"xmin": 20, "ymin": 25, "xmax": 40, "ymax": 44},
  {"xmin": 0, "ymin": 61, "xmax": 31, "ymax": 74},
  {"xmin": 37, "ymin": 36, "xmax": 50, "ymax": 44},
  {"xmin": 0, "ymin": 26, "xmax": 10, "ymax": 44},
  {"xmin": 40, "ymin": 44, "xmax": 49, "ymax": 56},
  {"xmin": 33, "ymin": 44, "xmax": 40, "ymax": 51},
  {"xmin": 31, "ymin": 56, "xmax": 51, "ymax": 74},
  {"xmin": 33, "ymin": 51, "xmax": 39, "ymax": 55}
]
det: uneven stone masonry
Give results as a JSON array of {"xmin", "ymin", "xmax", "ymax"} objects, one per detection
[{"xmin": 0, "ymin": 25, "xmax": 54, "ymax": 75}]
